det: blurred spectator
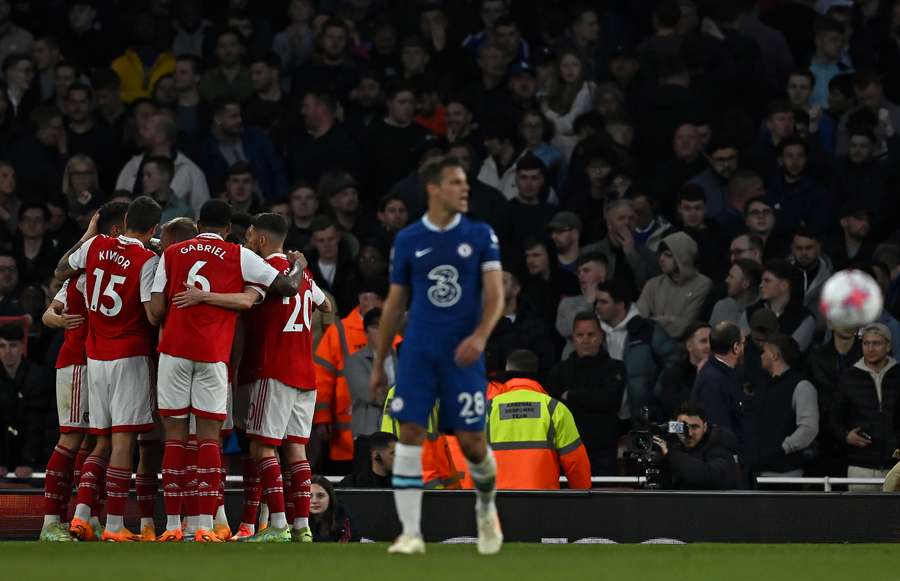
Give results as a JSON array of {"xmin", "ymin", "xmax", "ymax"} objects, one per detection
[
  {"xmin": 748, "ymin": 333, "xmax": 819, "ymax": 477},
  {"xmin": 688, "ymin": 138, "xmax": 740, "ymax": 219},
  {"xmin": 61, "ymin": 155, "xmax": 104, "ymax": 229},
  {"xmin": 244, "ymin": 51, "xmax": 295, "ymax": 147},
  {"xmin": 223, "ymin": 162, "xmax": 263, "ymax": 216},
  {"xmin": 45, "ymin": 60, "xmax": 75, "ymax": 118},
  {"xmin": 691, "ymin": 321, "xmax": 747, "ymax": 446},
  {"xmin": 491, "ymin": 349, "xmax": 591, "ymax": 487},
  {"xmin": 715, "ymin": 170, "xmax": 766, "ymax": 242},
  {"xmin": 44, "ymin": 195, "xmax": 80, "ymax": 252},
  {"xmin": 12, "ymin": 202, "xmax": 60, "ymax": 286},
  {"xmin": 547, "ymin": 211, "xmax": 581, "ymax": 273},
  {"xmin": 116, "ymin": 111, "xmax": 209, "ymax": 217},
  {"xmin": 344, "ymin": 308, "xmax": 395, "ymax": 441},
  {"xmin": 338, "ymin": 430, "xmax": 396, "ymax": 489},
  {"xmin": 141, "ymin": 155, "xmax": 193, "ymax": 224},
  {"xmin": 172, "ymin": 0, "xmax": 214, "ymax": 58},
  {"xmin": 0, "ymin": 323, "xmax": 53, "ymax": 477},
  {"xmin": 656, "ymin": 322, "xmax": 711, "ymax": 419},
  {"xmin": 64, "ymin": 83, "xmax": 116, "ymax": 190},
  {"xmin": 306, "ymin": 215, "xmax": 359, "ymax": 317},
  {"xmin": 637, "ymin": 231, "xmax": 713, "ymax": 339},
  {"xmin": 309, "ymin": 475, "xmax": 356, "ymax": 542},
  {"xmin": 835, "ymin": 126, "xmax": 900, "ymax": 240},
  {"xmin": 502, "ymin": 154, "xmax": 554, "ymax": 257},
  {"xmin": 320, "ymin": 169, "xmax": 368, "ymax": 244},
  {"xmin": 477, "ymin": 117, "xmax": 525, "ymax": 201},
  {"xmin": 9, "ymin": 105, "xmax": 65, "ymax": 198},
  {"xmin": 710, "ymin": 259, "xmax": 763, "ymax": 326},
  {"xmin": 0, "ymin": 251, "xmax": 21, "ymax": 315},
  {"xmin": 110, "ymin": 13, "xmax": 176, "ymax": 104},
  {"xmin": 364, "ymin": 81, "xmax": 428, "ymax": 199},
  {"xmin": 837, "ymin": 70, "xmax": 900, "ymax": 155},
  {"xmin": 556, "ymin": 252, "xmax": 607, "ymax": 359},
  {"xmin": 519, "ymin": 108, "xmax": 565, "ymax": 190},
  {"xmin": 832, "ymin": 323, "xmax": 900, "ymax": 490},
  {"xmin": 729, "ymin": 233, "xmax": 764, "ymax": 266},
  {"xmin": 630, "ymin": 191, "xmax": 673, "ymax": 254},
  {"xmin": 370, "ymin": 193, "xmax": 407, "ymax": 258},
  {"xmin": 271, "ymin": 0, "xmax": 315, "ymax": 90},
  {"xmin": 789, "ymin": 227, "xmax": 833, "ymax": 329},
  {"xmin": 541, "ymin": 49, "xmax": 596, "ymax": 158},
  {"xmin": 199, "ymin": 29, "xmax": 252, "ymax": 102},
  {"xmin": 809, "ymin": 16, "xmax": 852, "ymax": 108},
  {"xmin": 4, "ymin": 53, "xmax": 38, "ymax": 124},
  {"xmin": 826, "ymin": 200, "xmax": 874, "ymax": 271},
  {"xmin": 0, "ymin": 160, "xmax": 18, "ymax": 248},
  {"xmin": 673, "ymin": 184, "xmax": 729, "ymax": 280},
  {"xmin": 654, "ymin": 402, "xmax": 739, "ymax": 490},
  {"xmin": 548, "ymin": 311, "xmax": 626, "ymax": 475},
  {"xmin": 287, "ymin": 88, "xmax": 360, "ymax": 186},
  {"xmin": 199, "ymin": 98, "xmax": 288, "ymax": 199},
  {"xmin": 59, "ymin": 1, "xmax": 113, "ymax": 74},
  {"xmin": 444, "ymin": 95, "xmax": 481, "ymax": 153},
  {"xmin": 581, "ymin": 199, "xmax": 659, "ymax": 301},
  {"xmin": 290, "ymin": 17, "xmax": 360, "ymax": 103},
  {"xmin": 485, "ymin": 271, "xmax": 555, "ymax": 378},
  {"xmin": 519, "ymin": 237, "xmax": 579, "ymax": 330},
  {"xmin": 0, "ymin": 0, "xmax": 31, "ymax": 69},
  {"xmin": 652, "ymin": 124, "xmax": 707, "ymax": 219},
  {"xmin": 594, "ymin": 279, "xmax": 679, "ymax": 420},
  {"xmin": 283, "ymin": 181, "xmax": 317, "ymax": 252},
  {"xmin": 740, "ymin": 259, "xmax": 816, "ymax": 352},
  {"xmin": 743, "ymin": 196, "xmax": 788, "ymax": 262},
  {"xmin": 92, "ymin": 70, "xmax": 127, "ymax": 151},
  {"xmin": 767, "ymin": 137, "xmax": 832, "ymax": 238}
]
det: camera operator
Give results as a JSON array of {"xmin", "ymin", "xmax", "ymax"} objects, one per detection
[{"xmin": 651, "ymin": 403, "xmax": 739, "ymax": 490}]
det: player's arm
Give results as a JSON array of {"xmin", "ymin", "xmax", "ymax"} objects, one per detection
[
  {"xmin": 54, "ymin": 212, "xmax": 99, "ymax": 282},
  {"xmin": 369, "ymin": 283, "xmax": 409, "ymax": 397},
  {"xmin": 147, "ymin": 255, "xmax": 168, "ymax": 325},
  {"xmin": 42, "ymin": 299, "xmax": 84, "ymax": 330},
  {"xmin": 267, "ymin": 251, "xmax": 307, "ymax": 297},
  {"xmin": 454, "ymin": 268, "xmax": 505, "ymax": 367},
  {"xmin": 311, "ymin": 279, "xmax": 332, "ymax": 313},
  {"xmin": 172, "ymin": 283, "xmax": 262, "ymax": 310}
]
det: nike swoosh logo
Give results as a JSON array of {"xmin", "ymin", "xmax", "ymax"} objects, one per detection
[
  {"xmin": 464, "ymin": 417, "xmax": 480, "ymax": 425},
  {"xmin": 415, "ymin": 248, "xmax": 432, "ymax": 258}
]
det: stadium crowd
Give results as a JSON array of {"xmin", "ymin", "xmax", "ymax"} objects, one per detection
[{"xmin": 2, "ymin": 0, "xmax": 900, "ymax": 506}]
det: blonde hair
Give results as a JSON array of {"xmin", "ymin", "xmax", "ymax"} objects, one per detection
[{"xmin": 62, "ymin": 154, "xmax": 99, "ymax": 200}]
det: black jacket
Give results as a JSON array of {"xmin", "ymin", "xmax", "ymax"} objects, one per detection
[
  {"xmin": 745, "ymin": 368, "xmax": 805, "ymax": 474},
  {"xmin": 806, "ymin": 338, "xmax": 862, "ymax": 455},
  {"xmin": 0, "ymin": 360, "xmax": 55, "ymax": 470},
  {"xmin": 338, "ymin": 467, "xmax": 392, "ymax": 489},
  {"xmin": 691, "ymin": 356, "xmax": 746, "ymax": 450},
  {"xmin": 547, "ymin": 350, "xmax": 627, "ymax": 460},
  {"xmin": 656, "ymin": 357, "xmax": 698, "ymax": 421},
  {"xmin": 485, "ymin": 297, "xmax": 557, "ymax": 379},
  {"xmin": 305, "ymin": 242, "xmax": 360, "ymax": 318},
  {"xmin": 664, "ymin": 426, "xmax": 739, "ymax": 490},
  {"xmin": 831, "ymin": 359, "xmax": 900, "ymax": 469}
]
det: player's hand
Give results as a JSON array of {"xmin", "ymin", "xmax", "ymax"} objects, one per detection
[
  {"xmin": 61, "ymin": 312, "xmax": 85, "ymax": 329},
  {"xmin": 454, "ymin": 333, "xmax": 487, "ymax": 367},
  {"xmin": 369, "ymin": 362, "xmax": 388, "ymax": 402},
  {"xmin": 287, "ymin": 250, "xmax": 308, "ymax": 271},
  {"xmin": 14, "ymin": 466, "xmax": 32, "ymax": 478},
  {"xmin": 318, "ymin": 296, "xmax": 333, "ymax": 313},
  {"xmin": 83, "ymin": 210, "xmax": 100, "ymax": 240},
  {"xmin": 172, "ymin": 283, "xmax": 207, "ymax": 308},
  {"xmin": 847, "ymin": 427, "xmax": 872, "ymax": 448}
]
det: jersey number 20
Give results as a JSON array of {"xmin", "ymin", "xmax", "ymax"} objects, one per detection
[{"xmin": 283, "ymin": 290, "xmax": 313, "ymax": 333}]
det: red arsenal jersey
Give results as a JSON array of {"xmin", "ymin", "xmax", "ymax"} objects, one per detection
[
  {"xmin": 255, "ymin": 254, "xmax": 325, "ymax": 390},
  {"xmin": 69, "ymin": 235, "xmax": 158, "ymax": 360},
  {"xmin": 153, "ymin": 233, "xmax": 279, "ymax": 363},
  {"xmin": 53, "ymin": 274, "xmax": 88, "ymax": 369}
]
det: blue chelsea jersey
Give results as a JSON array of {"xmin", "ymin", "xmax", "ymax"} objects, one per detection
[{"xmin": 390, "ymin": 214, "xmax": 501, "ymax": 340}]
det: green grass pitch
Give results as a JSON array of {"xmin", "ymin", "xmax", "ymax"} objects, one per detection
[{"xmin": 2, "ymin": 543, "xmax": 900, "ymax": 581}]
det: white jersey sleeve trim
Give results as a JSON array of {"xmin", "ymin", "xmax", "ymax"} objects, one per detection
[
  {"xmin": 481, "ymin": 260, "xmax": 502, "ymax": 272},
  {"xmin": 311, "ymin": 280, "xmax": 326, "ymax": 305},
  {"xmin": 68, "ymin": 236, "xmax": 97, "ymax": 270},
  {"xmin": 141, "ymin": 256, "xmax": 160, "ymax": 303},
  {"xmin": 53, "ymin": 281, "xmax": 68, "ymax": 306},
  {"xmin": 151, "ymin": 253, "xmax": 168, "ymax": 294},
  {"xmin": 240, "ymin": 246, "xmax": 279, "ymax": 288}
]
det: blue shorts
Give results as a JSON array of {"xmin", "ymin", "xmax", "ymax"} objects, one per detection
[{"xmin": 390, "ymin": 342, "xmax": 487, "ymax": 433}]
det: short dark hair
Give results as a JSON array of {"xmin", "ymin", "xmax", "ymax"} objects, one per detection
[
  {"xmin": 125, "ymin": 196, "xmax": 162, "ymax": 233},
  {"xmin": 226, "ymin": 161, "xmax": 254, "ymax": 180},
  {"xmin": 0, "ymin": 323, "xmax": 25, "ymax": 342},
  {"xmin": 575, "ymin": 252, "xmax": 608, "ymax": 269},
  {"xmin": 362, "ymin": 307, "xmax": 382, "ymax": 329},
  {"xmin": 683, "ymin": 321, "xmax": 711, "ymax": 343},
  {"xmin": 654, "ymin": 0, "xmax": 681, "ymax": 28},
  {"xmin": 829, "ymin": 73, "xmax": 854, "ymax": 97},
  {"xmin": 92, "ymin": 68, "xmax": 121, "ymax": 90},
  {"xmin": 145, "ymin": 155, "xmax": 174, "ymax": 178},
  {"xmin": 573, "ymin": 310, "xmax": 601, "ymax": 330},
  {"xmin": 369, "ymin": 430, "xmax": 398, "ymax": 451},
  {"xmin": 766, "ymin": 98, "xmax": 794, "ymax": 118},
  {"xmin": 384, "ymin": 79, "xmax": 416, "ymax": 101},
  {"xmin": 853, "ymin": 69, "xmax": 883, "ymax": 91},
  {"xmin": 30, "ymin": 105, "xmax": 62, "ymax": 129},
  {"xmin": 215, "ymin": 27, "xmax": 244, "ymax": 46},
  {"xmin": 161, "ymin": 217, "xmax": 198, "ymax": 243},
  {"xmin": 733, "ymin": 258, "xmax": 763, "ymax": 290},
  {"xmin": 249, "ymin": 50, "xmax": 281, "ymax": 69},
  {"xmin": 743, "ymin": 195, "xmax": 771, "ymax": 216},
  {"xmin": 252, "ymin": 212, "xmax": 288, "ymax": 239},
  {"xmin": 596, "ymin": 279, "xmax": 630, "ymax": 305},
  {"xmin": 710, "ymin": 321, "xmax": 742, "ymax": 355},
  {"xmin": 777, "ymin": 135, "xmax": 809, "ymax": 157},
  {"xmin": 377, "ymin": 193, "xmax": 406, "ymax": 213},
  {"xmin": 18, "ymin": 202, "xmax": 48, "ymax": 221},
  {"xmin": 174, "ymin": 53, "xmax": 203, "ymax": 76},
  {"xmin": 97, "ymin": 201, "xmax": 129, "ymax": 235},
  {"xmin": 304, "ymin": 87, "xmax": 338, "ymax": 115},
  {"xmin": 212, "ymin": 97, "xmax": 242, "ymax": 116},
  {"xmin": 506, "ymin": 349, "xmax": 539, "ymax": 373},
  {"xmin": 419, "ymin": 156, "xmax": 465, "ymax": 186},
  {"xmin": 198, "ymin": 199, "xmax": 232, "ymax": 229},
  {"xmin": 310, "ymin": 214, "xmax": 337, "ymax": 234},
  {"xmin": 66, "ymin": 82, "xmax": 93, "ymax": 100},
  {"xmin": 677, "ymin": 183, "xmax": 706, "ymax": 204},
  {"xmin": 814, "ymin": 15, "xmax": 843, "ymax": 36},
  {"xmin": 2, "ymin": 52, "xmax": 30, "ymax": 74},
  {"xmin": 788, "ymin": 68, "xmax": 815, "ymax": 87},
  {"xmin": 791, "ymin": 224, "xmax": 819, "ymax": 243},
  {"xmin": 515, "ymin": 152, "xmax": 546, "ymax": 173},
  {"xmin": 764, "ymin": 258, "xmax": 794, "ymax": 283},
  {"xmin": 676, "ymin": 401, "xmax": 707, "ymax": 422}
]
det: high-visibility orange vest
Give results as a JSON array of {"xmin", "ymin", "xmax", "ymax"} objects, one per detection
[
  {"xmin": 487, "ymin": 377, "xmax": 591, "ymax": 490},
  {"xmin": 381, "ymin": 387, "xmax": 462, "ymax": 489}
]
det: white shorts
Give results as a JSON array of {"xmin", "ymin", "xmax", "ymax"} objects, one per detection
[
  {"xmin": 57, "ymin": 364, "xmax": 89, "ymax": 433},
  {"xmin": 233, "ymin": 382, "xmax": 253, "ymax": 431},
  {"xmin": 87, "ymin": 356, "xmax": 154, "ymax": 434},
  {"xmin": 187, "ymin": 382, "xmax": 234, "ymax": 436},
  {"xmin": 245, "ymin": 378, "xmax": 315, "ymax": 446},
  {"xmin": 157, "ymin": 353, "xmax": 228, "ymax": 420}
]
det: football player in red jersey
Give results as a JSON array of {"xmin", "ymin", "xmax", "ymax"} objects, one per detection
[
  {"xmin": 54, "ymin": 196, "xmax": 163, "ymax": 542},
  {"xmin": 39, "ymin": 202, "xmax": 129, "ymax": 542},
  {"xmin": 149, "ymin": 200, "xmax": 306, "ymax": 542}
]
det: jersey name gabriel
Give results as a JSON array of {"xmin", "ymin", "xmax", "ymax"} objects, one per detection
[{"xmin": 390, "ymin": 215, "xmax": 500, "ymax": 340}]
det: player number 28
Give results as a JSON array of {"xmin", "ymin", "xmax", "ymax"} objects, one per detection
[
  {"xmin": 282, "ymin": 289, "xmax": 313, "ymax": 333},
  {"xmin": 457, "ymin": 391, "xmax": 485, "ymax": 418},
  {"xmin": 89, "ymin": 267, "xmax": 126, "ymax": 316}
]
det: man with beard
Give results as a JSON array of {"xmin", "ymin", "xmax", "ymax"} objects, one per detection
[
  {"xmin": 688, "ymin": 138, "xmax": 740, "ymax": 220},
  {"xmin": 826, "ymin": 200, "xmax": 874, "ymax": 271},
  {"xmin": 767, "ymin": 136, "xmax": 832, "ymax": 238}
]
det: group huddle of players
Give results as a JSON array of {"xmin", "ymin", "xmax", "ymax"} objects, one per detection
[{"xmin": 38, "ymin": 194, "xmax": 328, "ymax": 543}]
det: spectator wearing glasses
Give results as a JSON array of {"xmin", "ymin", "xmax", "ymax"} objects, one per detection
[
  {"xmin": 716, "ymin": 169, "xmax": 766, "ymax": 242},
  {"xmin": 688, "ymin": 138, "xmax": 740, "ymax": 220},
  {"xmin": 744, "ymin": 196, "xmax": 788, "ymax": 262},
  {"xmin": 728, "ymin": 233, "xmax": 764, "ymax": 265}
]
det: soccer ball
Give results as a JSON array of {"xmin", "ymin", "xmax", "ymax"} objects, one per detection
[{"xmin": 819, "ymin": 269, "xmax": 883, "ymax": 329}]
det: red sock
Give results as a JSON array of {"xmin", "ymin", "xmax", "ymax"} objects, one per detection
[
  {"xmin": 161, "ymin": 440, "xmax": 185, "ymax": 518},
  {"xmin": 184, "ymin": 440, "xmax": 199, "ymax": 522},
  {"xmin": 44, "ymin": 444, "xmax": 75, "ymax": 518},
  {"xmin": 135, "ymin": 473, "xmax": 157, "ymax": 520},
  {"xmin": 240, "ymin": 455, "xmax": 260, "ymax": 525},
  {"xmin": 196, "ymin": 440, "xmax": 221, "ymax": 521},
  {"xmin": 283, "ymin": 469, "xmax": 294, "ymax": 523},
  {"xmin": 75, "ymin": 455, "xmax": 107, "ymax": 515},
  {"xmin": 105, "ymin": 466, "xmax": 132, "ymax": 519},
  {"xmin": 257, "ymin": 457, "xmax": 285, "ymax": 516},
  {"xmin": 217, "ymin": 453, "xmax": 226, "ymax": 514},
  {"xmin": 73, "ymin": 447, "xmax": 90, "ymax": 484},
  {"xmin": 288, "ymin": 461, "xmax": 312, "ymax": 520}
]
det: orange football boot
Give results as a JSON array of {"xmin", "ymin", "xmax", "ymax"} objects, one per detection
[{"xmin": 69, "ymin": 518, "xmax": 97, "ymax": 542}]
